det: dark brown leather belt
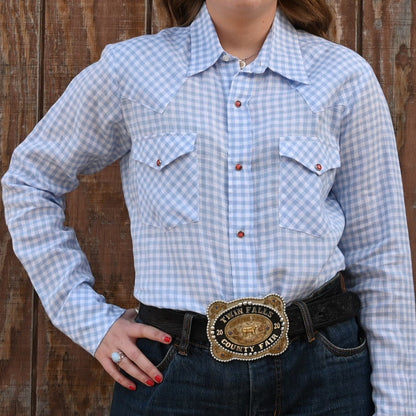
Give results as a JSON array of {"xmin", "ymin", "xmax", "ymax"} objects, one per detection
[{"xmin": 137, "ymin": 274, "xmax": 361, "ymax": 348}]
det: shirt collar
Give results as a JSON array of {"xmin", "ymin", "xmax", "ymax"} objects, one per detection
[
  {"xmin": 250, "ymin": 9, "xmax": 310, "ymax": 84},
  {"xmin": 188, "ymin": 4, "xmax": 309, "ymax": 85},
  {"xmin": 187, "ymin": 4, "xmax": 225, "ymax": 76}
]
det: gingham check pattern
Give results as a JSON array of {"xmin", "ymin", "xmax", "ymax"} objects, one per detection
[{"xmin": 2, "ymin": 5, "xmax": 415, "ymax": 414}]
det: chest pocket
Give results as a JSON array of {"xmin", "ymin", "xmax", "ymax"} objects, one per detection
[
  {"xmin": 131, "ymin": 132, "xmax": 199, "ymax": 230},
  {"xmin": 279, "ymin": 136, "xmax": 340, "ymax": 237}
]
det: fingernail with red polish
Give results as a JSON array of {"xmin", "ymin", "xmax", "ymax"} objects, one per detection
[
  {"xmin": 164, "ymin": 336, "xmax": 172, "ymax": 343},
  {"xmin": 146, "ymin": 380, "xmax": 155, "ymax": 387},
  {"xmin": 129, "ymin": 385, "xmax": 136, "ymax": 391},
  {"xmin": 155, "ymin": 375, "xmax": 163, "ymax": 383}
]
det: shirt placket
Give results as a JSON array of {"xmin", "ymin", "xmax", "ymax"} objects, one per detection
[{"xmin": 227, "ymin": 70, "xmax": 257, "ymax": 298}]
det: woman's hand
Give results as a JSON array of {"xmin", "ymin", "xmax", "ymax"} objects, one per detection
[{"xmin": 95, "ymin": 308, "xmax": 172, "ymax": 391}]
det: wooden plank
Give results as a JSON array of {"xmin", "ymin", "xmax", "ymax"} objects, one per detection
[
  {"xmin": 396, "ymin": 9, "xmax": 416, "ymax": 283},
  {"xmin": 328, "ymin": 0, "xmax": 362, "ymax": 52},
  {"xmin": 35, "ymin": 1, "xmax": 146, "ymax": 414},
  {"xmin": 362, "ymin": 0, "xmax": 416, "ymax": 280},
  {"xmin": 151, "ymin": 0, "xmax": 170, "ymax": 33},
  {"xmin": 0, "ymin": 0, "xmax": 40, "ymax": 414}
]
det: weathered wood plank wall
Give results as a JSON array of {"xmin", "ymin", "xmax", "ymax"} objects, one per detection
[
  {"xmin": 0, "ymin": 0, "xmax": 415, "ymax": 414},
  {"xmin": 1, "ymin": 1, "xmax": 40, "ymax": 414}
]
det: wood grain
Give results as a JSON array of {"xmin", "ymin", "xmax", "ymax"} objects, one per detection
[
  {"xmin": 328, "ymin": 0, "xmax": 362, "ymax": 52},
  {"xmin": 152, "ymin": 0, "xmax": 171, "ymax": 33},
  {"xmin": 0, "ymin": 1, "xmax": 40, "ymax": 414},
  {"xmin": 362, "ymin": 0, "xmax": 416, "ymax": 279}
]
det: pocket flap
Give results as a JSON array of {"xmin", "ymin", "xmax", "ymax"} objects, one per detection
[
  {"xmin": 131, "ymin": 132, "xmax": 197, "ymax": 170},
  {"xmin": 279, "ymin": 136, "xmax": 340, "ymax": 175}
]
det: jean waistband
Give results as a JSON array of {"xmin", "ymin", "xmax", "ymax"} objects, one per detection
[{"xmin": 137, "ymin": 273, "xmax": 361, "ymax": 347}]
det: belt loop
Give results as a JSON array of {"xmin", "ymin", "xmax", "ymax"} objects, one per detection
[
  {"xmin": 293, "ymin": 300, "xmax": 316, "ymax": 342},
  {"xmin": 339, "ymin": 272, "xmax": 347, "ymax": 292},
  {"xmin": 177, "ymin": 312, "xmax": 196, "ymax": 356}
]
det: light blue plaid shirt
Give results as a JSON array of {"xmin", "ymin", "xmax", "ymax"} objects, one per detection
[{"xmin": 3, "ymin": 5, "xmax": 415, "ymax": 413}]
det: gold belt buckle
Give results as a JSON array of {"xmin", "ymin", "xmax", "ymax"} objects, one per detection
[{"xmin": 207, "ymin": 294, "xmax": 289, "ymax": 362}]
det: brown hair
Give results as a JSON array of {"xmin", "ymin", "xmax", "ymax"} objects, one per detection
[
  {"xmin": 280, "ymin": 0, "xmax": 333, "ymax": 37},
  {"xmin": 159, "ymin": 0, "xmax": 205, "ymax": 28},
  {"xmin": 160, "ymin": 0, "xmax": 333, "ymax": 37}
]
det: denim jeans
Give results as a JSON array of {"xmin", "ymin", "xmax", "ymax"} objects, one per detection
[{"xmin": 111, "ymin": 317, "xmax": 374, "ymax": 415}]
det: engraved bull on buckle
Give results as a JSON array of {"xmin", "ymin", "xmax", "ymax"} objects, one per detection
[{"xmin": 243, "ymin": 325, "xmax": 257, "ymax": 335}]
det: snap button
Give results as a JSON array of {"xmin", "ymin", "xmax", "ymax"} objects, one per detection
[
  {"xmin": 315, "ymin": 164, "xmax": 322, "ymax": 171},
  {"xmin": 235, "ymin": 164, "xmax": 243, "ymax": 171},
  {"xmin": 237, "ymin": 231, "xmax": 245, "ymax": 238},
  {"xmin": 235, "ymin": 100, "xmax": 242, "ymax": 108},
  {"xmin": 156, "ymin": 159, "xmax": 162, "ymax": 167}
]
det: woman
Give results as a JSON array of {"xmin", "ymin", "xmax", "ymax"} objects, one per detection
[{"xmin": 3, "ymin": 0, "xmax": 415, "ymax": 414}]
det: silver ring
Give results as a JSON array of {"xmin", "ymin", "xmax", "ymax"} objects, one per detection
[{"xmin": 111, "ymin": 351, "xmax": 126, "ymax": 364}]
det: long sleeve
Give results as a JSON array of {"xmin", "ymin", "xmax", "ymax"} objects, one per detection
[
  {"xmin": 333, "ymin": 64, "xmax": 416, "ymax": 414},
  {"xmin": 2, "ymin": 46, "xmax": 131, "ymax": 355}
]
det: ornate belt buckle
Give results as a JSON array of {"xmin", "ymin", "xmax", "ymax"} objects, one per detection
[{"xmin": 207, "ymin": 294, "xmax": 289, "ymax": 362}]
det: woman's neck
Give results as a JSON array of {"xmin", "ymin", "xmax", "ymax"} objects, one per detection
[{"xmin": 206, "ymin": 1, "xmax": 277, "ymax": 61}]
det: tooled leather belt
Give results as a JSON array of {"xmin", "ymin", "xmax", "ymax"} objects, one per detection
[{"xmin": 137, "ymin": 273, "xmax": 361, "ymax": 362}]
